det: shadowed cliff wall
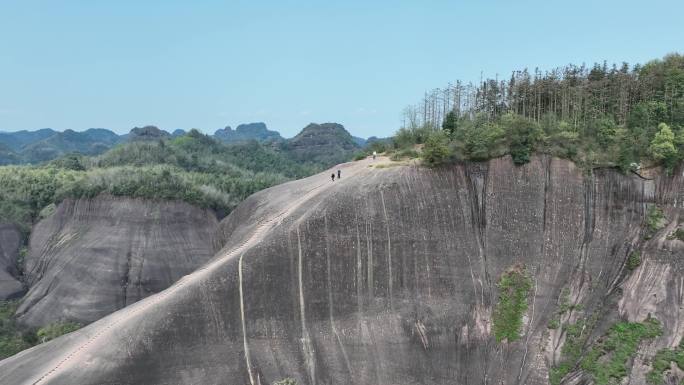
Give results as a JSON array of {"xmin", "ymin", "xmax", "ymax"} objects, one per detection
[{"xmin": 16, "ymin": 196, "xmax": 219, "ymax": 327}]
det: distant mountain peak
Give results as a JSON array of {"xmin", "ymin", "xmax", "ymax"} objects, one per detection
[
  {"xmin": 214, "ymin": 122, "xmax": 282, "ymax": 143},
  {"xmin": 128, "ymin": 126, "xmax": 171, "ymax": 141},
  {"xmin": 0, "ymin": 128, "xmax": 121, "ymax": 164},
  {"xmin": 286, "ymin": 122, "xmax": 360, "ymax": 166}
]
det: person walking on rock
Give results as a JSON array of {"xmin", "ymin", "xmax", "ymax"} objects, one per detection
[
  {"xmin": 337, "ymin": 169, "xmax": 341, "ymax": 179},
  {"xmin": 331, "ymin": 173, "xmax": 335, "ymax": 182}
]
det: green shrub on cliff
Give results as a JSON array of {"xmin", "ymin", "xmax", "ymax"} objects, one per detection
[
  {"xmin": 493, "ymin": 266, "xmax": 532, "ymax": 343},
  {"xmin": 0, "ymin": 301, "xmax": 83, "ymax": 359},
  {"xmin": 36, "ymin": 321, "xmax": 81, "ymax": 343},
  {"xmin": 550, "ymin": 319, "xmax": 590, "ymax": 385},
  {"xmin": 667, "ymin": 228, "xmax": 684, "ymax": 241},
  {"xmin": 550, "ymin": 316, "xmax": 661, "ymax": 385},
  {"xmin": 647, "ymin": 340, "xmax": 684, "ymax": 384},
  {"xmin": 580, "ymin": 318, "xmax": 662, "ymax": 385},
  {"xmin": 0, "ymin": 301, "xmax": 32, "ymax": 359},
  {"xmin": 626, "ymin": 252, "xmax": 641, "ymax": 270},
  {"xmin": 646, "ymin": 205, "xmax": 666, "ymax": 237},
  {"xmin": 273, "ymin": 379, "xmax": 297, "ymax": 385}
]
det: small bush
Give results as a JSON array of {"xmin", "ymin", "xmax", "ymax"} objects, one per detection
[
  {"xmin": 667, "ymin": 228, "xmax": 684, "ymax": 241},
  {"xmin": 390, "ymin": 148, "xmax": 420, "ymax": 161},
  {"xmin": 422, "ymin": 132, "xmax": 452, "ymax": 166},
  {"xmin": 273, "ymin": 379, "xmax": 297, "ymax": 385},
  {"xmin": 646, "ymin": 205, "xmax": 666, "ymax": 235},
  {"xmin": 548, "ymin": 318, "xmax": 560, "ymax": 329},
  {"xmin": 626, "ymin": 252, "xmax": 641, "ymax": 270},
  {"xmin": 36, "ymin": 321, "xmax": 81, "ymax": 343}
]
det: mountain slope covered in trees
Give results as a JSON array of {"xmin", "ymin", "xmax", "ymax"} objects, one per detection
[{"xmin": 397, "ymin": 53, "xmax": 684, "ymax": 171}]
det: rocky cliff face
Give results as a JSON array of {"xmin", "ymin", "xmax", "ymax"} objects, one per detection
[
  {"xmin": 16, "ymin": 196, "xmax": 219, "ymax": 327},
  {"xmin": 0, "ymin": 223, "xmax": 23, "ymax": 300},
  {"xmin": 2, "ymin": 156, "xmax": 683, "ymax": 385}
]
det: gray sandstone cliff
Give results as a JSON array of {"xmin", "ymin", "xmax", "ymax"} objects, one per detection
[
  {"xmin": 1, "ymin": 155, "xmax": 683, "ymax": 385},
  {"xmin": 16, "ymin": 196, "xmax": 219, "ymax": 327}
]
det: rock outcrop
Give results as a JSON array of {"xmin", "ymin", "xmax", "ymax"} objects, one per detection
[
  {"xmin": 2, "ymin": 155, "xmax": 684, "ymax": 385},
  {"xmin": 0, "ymin": 223, "xmax": 24, "ymax": 300},
  {"xmin": 16, "ymin": 196, "xmax": 219, "ymax": 327}
]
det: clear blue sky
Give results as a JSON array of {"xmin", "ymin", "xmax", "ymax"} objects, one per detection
[{"xmin": 1, "ymin": 0, "xmax": 682, "ymax": 138}]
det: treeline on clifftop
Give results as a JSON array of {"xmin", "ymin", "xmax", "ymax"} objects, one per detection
[
  {"xmin": 389, "ymin": 54, "xmax": 684, "ymax": 170},
  {"xmin": 0, "ymin": 130, "xmax": 323, "ymax": 232}
]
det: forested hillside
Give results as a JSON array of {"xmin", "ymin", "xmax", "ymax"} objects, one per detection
[
  {"xmin": 0, "ymin": 130, "xmax": 322, "ymax": 233},
  {"xmin": 395, "ymin": 54, "xmax": 684, "ymax": 170}
]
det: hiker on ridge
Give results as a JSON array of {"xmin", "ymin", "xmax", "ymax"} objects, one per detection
[
  {"xmin": 331, "ymin": 173, "xmax": 335, "ymax": 181},
  {"xmin": 337, "ymin": 170, "xmax": 341, "ymax": 179}
]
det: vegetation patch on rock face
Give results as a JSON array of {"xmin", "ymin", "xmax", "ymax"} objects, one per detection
[
  {"xmin": 667, "ymin": 228, "xmax": 684, "ymax": 241},
  {"xmin": 493, "ymin": 265, "xmax": 532, "ymax": 343},
  {"xmin": 0, "ymin": 300, "xmax": 82, "ymax": 359},
  {"xmin": 626, "ymin": 251, "xmax": 642, "ymax": 270},
  {"xmin": 647, "ymin": 340, "xmax": 684, "ymax": 384},
  {"xmin": 0, "ymin": 301, "xmax": 32, "ymax": 360},
  {"xmin": 36, "ymin": 321, "xmax": 81, "ymax": 344},
  {"xmin": 580, "ymin": 318, "xmax": 662, "ymax": 385},
  {"xmin": 551, "ymin": 317, "xmax": 662, "ymax": 385},
  {"xmin": 273, "ymin": 379, "xmax": 297, "ymax": 385},
  {"xmin": 646, "ymin": 205, "xmax": 666, "ymax": 238},
  {"xmin": 548, "ymin": 288, "xmax": 584, "ymax": 331},
  {"xmin": 550, "ymin": 319, "xmax": 592, "ymax": 385}
]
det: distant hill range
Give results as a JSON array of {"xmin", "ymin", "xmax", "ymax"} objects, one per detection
[
  {"xmin": 0, "ymin": 122, "xmax": 377, "ymax": 166},
  {"xmin": 0, "ymin": 128, "xmax": 121, "ymax": 164}
]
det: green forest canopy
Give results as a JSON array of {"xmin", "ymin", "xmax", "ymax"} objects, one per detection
[
  {"xmin": 394, "ymin": 54, "xmax": 684, "ymax": 170},
  {"xmin": 0, "ymin": 130, "xmax": 324, "ymax": 231}
]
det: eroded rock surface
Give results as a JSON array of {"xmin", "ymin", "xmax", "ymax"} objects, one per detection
[
  {"xmin": 0, "ymin": 223, "xmax": 24, "ymax": 299},
  {"xmin": 2, "ymin": 156, "xmax": 684, "ymax": 385},
  {"xmin": 16, "ymin": 196, "xmax": 219, "ymax": 326}
]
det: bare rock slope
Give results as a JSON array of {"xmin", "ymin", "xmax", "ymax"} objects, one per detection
[
  {"xmin": 16, "ymin": 196, "xmax": 219, "ymax": 327},
  {"xmin": 2, "ymin": 155, "xmax": 684, "ymax": 385}
]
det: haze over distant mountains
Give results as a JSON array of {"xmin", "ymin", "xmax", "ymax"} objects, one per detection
[{"xmin": 0, "ymin": 123, "xmax": 380, "ymax": 165}]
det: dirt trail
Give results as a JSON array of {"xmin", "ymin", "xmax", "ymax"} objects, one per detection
[{"xmin": 28, "ymin": 157, "xmax": 381, "ymax": 385}]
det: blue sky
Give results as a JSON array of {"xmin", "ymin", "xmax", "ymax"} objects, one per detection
[{"xmin": 0, "ymin": 0, "xmax": 682, "ymax": 138}]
